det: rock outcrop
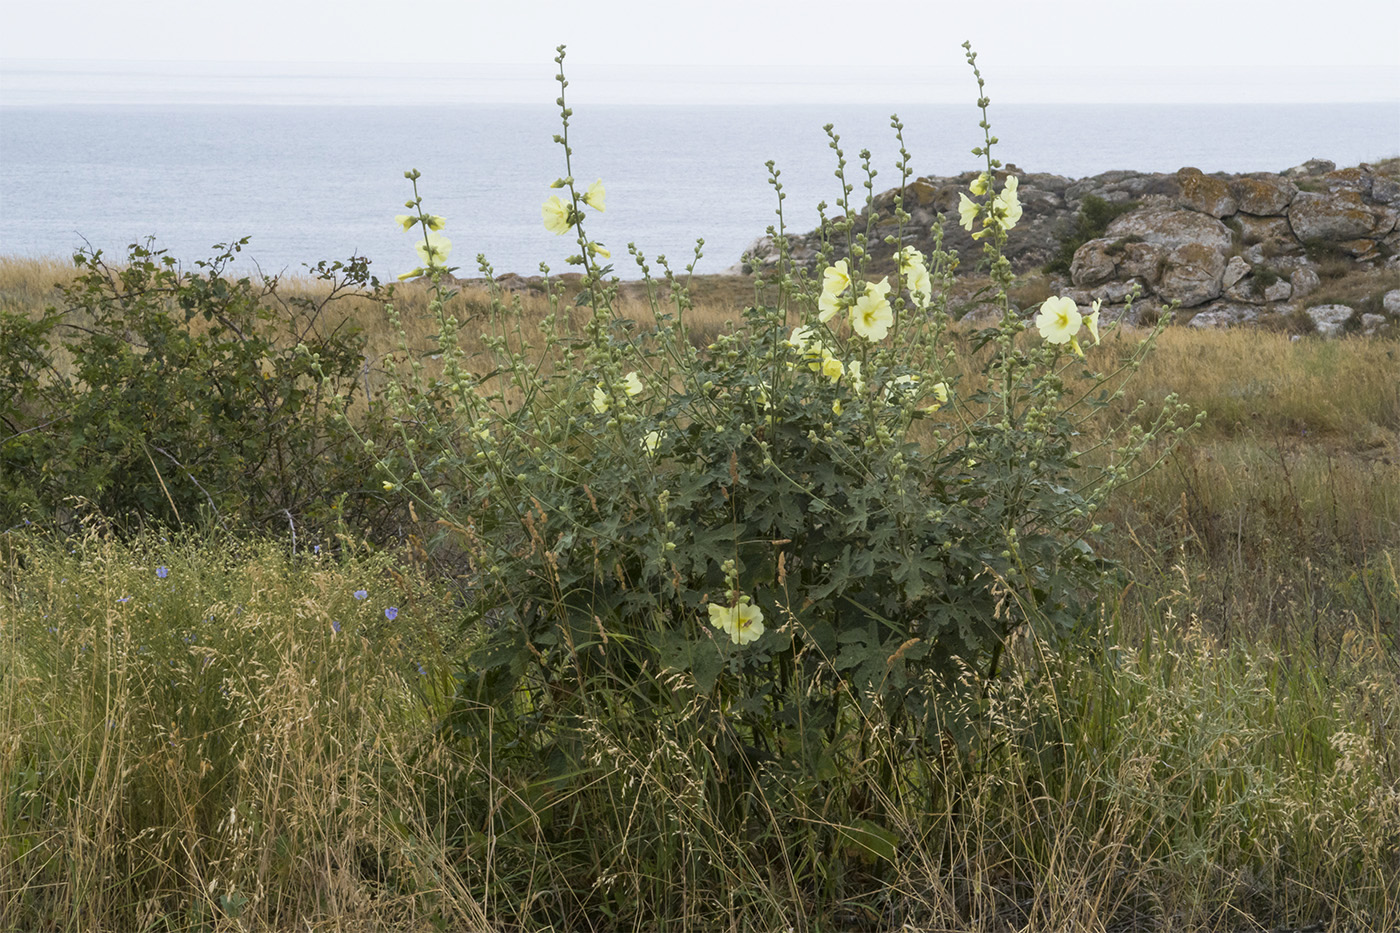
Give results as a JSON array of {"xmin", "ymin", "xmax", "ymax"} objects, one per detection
[{"xmin": 738, "ymin": 157, "xmax": 1400, "ymax": 336}]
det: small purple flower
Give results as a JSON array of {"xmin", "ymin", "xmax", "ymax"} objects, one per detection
[
  {"xmin": 331, "ymin": 619, "xmax": 342, "ymax": 634},
  {"xmin": 117, "ymin": 595, "xmax": 132, "ymax": 604},
  {"xmin": 314, "ymin": 544, "xmax": 321, "ymax": 555},
  {"xmin": 416, "ymin": 662, "xmax": 427, "ymax": 676},
  {"xmin": 156, "ymin": 566, "xmax": 169, "ymax": 579},
  {"xmin": 353, "ymin": 589, "xmax": 368, "ymax": 600},
  {"xmin": 384, "ymin": 606, "xmax": 398, "ymax": 621}
]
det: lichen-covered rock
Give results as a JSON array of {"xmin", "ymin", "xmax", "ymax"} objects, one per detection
[
  {"xmin": 1290, "ymin": 267, "xmax": 1322, "ymax": 298},
  {"xmin": 1070, "ymin": 238, "xmax": 1117, "ymax": 286},
  {"xmin": 1228, "ymin": 174, "xmax": 1297, "ymax": 215},
  {"xmin": 1383, "ymin": 289, "xmax": 1400, "ymax": 316},
  {"xmin": 1117, "ymin": 241, "xmax": 1168, "ymax": 285},
  {"xmin": 1372, "ymin": 175, "xmax": 1400, "ymax": 204},
  {"xmin": 1360, "ymin": 313, "xmax": 1389, "ymax": 336},
  {"xmin": 1159, "ymin": 242, "xmax": 1228, "ymax": 307},
  {"xmin": 1222, "ymin": 256, "xmax": 1251, "ymax": 289},
  {"xmin": 1284, "ymin": 159, "xmax": 1336, "ymax": 177},
  {"xmin": 1177, "ymin": 168, "xmax": 1237, "ymax": 218},
  {"xmin": 1306, "ymin": 304, "xmax": 1354, "ymax": 337},
  {"xmin": 1288, "ymin": 191, "xmax": 1396, "ymax": 242},
  {"xmin": 1235, "ymin": 214, "xmax": 1294, "ymax": 245},
  {"xmin": 1188, "ymin": 303, "xmax": 1260, "ymax": 328},
  {"xmin": 1106, "ymin": 209, "xmax": 1234, "ymax": 252}
]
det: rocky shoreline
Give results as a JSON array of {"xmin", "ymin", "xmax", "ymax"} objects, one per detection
[{"xmin": 738, "ymin": 157, "xmax": 1400, "ymax": 336}]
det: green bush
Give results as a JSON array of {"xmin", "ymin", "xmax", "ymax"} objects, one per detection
[
  {"xmin": 1043, "ymin": 193, "xmax": 1142, "ymax": 275},
  {"xmin": 0, "ymin": 239, "xmax": 396, "ymax": 538},
  {"xmin": 359, "ymin": 48, "xmax": 1193, "ymax": 922}
]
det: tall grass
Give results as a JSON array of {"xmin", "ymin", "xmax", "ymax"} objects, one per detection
[{"xmin": 3, "ymin": 254, "xmax": 1399, "ymax": 930}]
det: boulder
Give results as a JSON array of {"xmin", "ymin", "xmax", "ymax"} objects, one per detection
[
  {"xmin": 1106, "ymin": 208, "xmax": 1234, "ymax": 252},
  {"xmin": 1159, "ymin": 242, "xmax": 1228, "ymax": 307},
  {"xmin": 1383, "ymin": 289, "xmax": 1400, "ymax": 316},
  {"xmin": 1290, "ymin": 267, "xmax": 1322, "ymax": 297},
  {"xmin": 1116, "ymin": 241, "xmax": 1168, "ymax": 285},
  {"xmin": 1228, "ymin": 175, "xmax": 1297, "ymax": 215},
  {"xmin": 1177, "ymin": 168, "xmax": 1237, "ymax": 217},
  {"xmin": 1188, "ymin": 303, "xmax": 1260, "ymax": 328},
  {"xmin": 1235, "ymin": 214, "xmax": 1294, "ymax": 246},
  {"xmin": 1288, "ymin": 190, "xmax": 1397, "ymax": 242},
  {"xmin": 1360, "ymin": 314, "xmax": 1389, "ymax": 336},
  {"xmin": 1306, "ymin": 304, "xmax": 1354, "ymax": 337},
  {"xmin": 1222, "ymin": 256, "xmax": 1251, "ymax": 289},
  {"xmin": 1284, "ymin": 159, "xmax": 1336, "ymax": 177},
  {"xmin": 1372, "ymin": 175, "xmax": 1400, "ymax": 205},
  {"xmin": 1070, "ymin": 238, "xmax": 1117, "ymax": 286}
]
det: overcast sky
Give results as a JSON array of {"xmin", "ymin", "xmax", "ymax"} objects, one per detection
[{"xmin": 2, "ymin": 0, "xmax": 1399, "ymax": 105}]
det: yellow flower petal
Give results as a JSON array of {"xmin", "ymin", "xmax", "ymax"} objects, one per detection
[
  {"xmin": 423, "ymin": 214, "xmax": 447, "ymax": 231},
  {"xmin": 958, "ymin": 192, "xmax": 980, "ymax": 232},
  {"xmin": 851, "ymin": 291, "xmax": 893, "ymax": 342},
  {"xmin": 1035, "ymin": 296, "xmax": 1083, "ymax": 346},
  {"xmin": 1087, "ymin": 299, "xmax": 1102, "ymax": 345},
  {"xmin": 707, "ymin": 596, "xmax": 765, "ymax": 646},
  {"xmin": 542, "ymin": 195, "xmax": 573, "ymax": 235},
  {"xmin": 414, "ymin": 231, "xmax": 452, "ymax": 266},
  {"xmin": 582, "ymin": 179, "xmax": 606, "ymax": 212},
  {"xmin": 623, "ymin": 372, "xmax": 644, "ymax": 396},
  {"xmin": 395, "ymin": 214, "xmax": 416, "ymax": 232}
]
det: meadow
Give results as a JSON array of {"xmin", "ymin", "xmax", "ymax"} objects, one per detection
[{"xmin": 2, "ymin": 50, "xmax": 1399, "ymax": 932}]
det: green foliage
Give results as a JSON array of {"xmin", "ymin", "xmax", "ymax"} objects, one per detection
[
  {"xmin": 1043, "ymin": 194, "xmax": 1142, "ymax": 275},
  {"xmin": 0, "ymin": 239, "xmax": 394, "ymax": 537}
]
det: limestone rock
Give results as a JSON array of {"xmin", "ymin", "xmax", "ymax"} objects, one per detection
[
  {"xmin": 1284, "ymin": 159, "xmax": 1336, "ymax": 178},
  {"xmin": 1263, "ymin": 279, "xmax": 1293, "ymax": 303},
  {"xmin": 1117, "ymin": 241, "xmax": 1168, "ymax": 285},
  {"xmin": 1288, "ymin": 190, "xmax": 1396, "ymax": 242},
  {"xmin": 1106, "ymin": 209, "xmax": 1234, "ymax": 252},
  {"xmin": 1235, "ymin": 214, "xmax": 1294, "ymax": 246},
  {"xmin": 1372, "ymin": 175, "xmax": 1400, "ymax": 205},
  {"xmin": 1188, "ymin": 303, "xmax": 1260, "ymax": 328},
  {"xmin": 1159, "ymin": 242, "xmax": 1228, "ymax": 307},
  {"xmin": 1177, "ymin": 168, "xmax": 1237, "ymax": 217},
  {"xmin": 1306, "ymin": 304, "xmax": 1354, "ymax": 337},
  {"xmin": 1290, "ymin": 267, "xmax": 1322, "ymax": 298},
  {"xmin": 1228, "ymin": 175, "xmax": 1297, "ymax": 215},
  {"xmin": 1070, "ymin": 238, "xmax": 1117, "ymax": 286},
  {"xmin": 1383, "ymin": 289, "xmax": 1400, "ymax": 316},
  {"xmin": 1222, "ymin": 256, "xmax": 1251, "ymax": 289},
  {"xmin": 1360, "ymin": 314, "xmax": 1389, "ymax": 336}
]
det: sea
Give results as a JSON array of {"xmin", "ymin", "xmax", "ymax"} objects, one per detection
[{"xmin": 2, "ymin": 102, "xmax": 1397, "ymax": 279}]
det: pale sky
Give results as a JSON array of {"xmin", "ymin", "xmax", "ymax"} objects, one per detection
[{"xmin": 2, "ymin": 0, "xmax": 1398, "ymax": 105}]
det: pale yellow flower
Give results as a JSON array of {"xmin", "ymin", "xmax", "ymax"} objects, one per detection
[
  {"xmin": 994, "ymin": 175, "xmax": 1022, "ymax": 230},
  {"xmin": 1035, "ymin": 296, "xmax": 1083, "ymax": 346},
  {"xmin": 958, "ymin": 192, "xmax": 980, "ymax": 232},
  {"xmin": 582, "ymin": 179, "xmax": 606, "ymax": 212},
  {"xmin": 592, "ymin": 385, "xmax": 610, "ymax": 414},
  {"xmin": 786, "ymin": 325, "xmax": 816, "ymax": 353},
  {"xmin": 924, "ymin": 381, "xmax": 950, "ymax": 412},
  {"xmin": 414, "ymin": 231, "xmax": 452, "ymax": 266},
  {"xmin": 906, "ymin": 263, "xmax": 932, "ymax": 307},
  {"xmin": 896, "ymin": 246, "xmax": 925, "ymax": 274},
  {"xmin": 819, "ymin": 351, "xmax": 844, "ymax": 383},
  {"xmin": 848, "ymin": 360, "xmax": 864, "ymax": 393},
  {"xmin": 588, "ymin": 241, "xmax": 611, "ymax": 258},
  {"xmin": 397, "ymin": 267, "xmax": 425, "ymax": 282},
  {"xmin": 641, "ymin": 430, "xmax": 662, "ymax": 455},
  {"xmin": 832, "ymin": 398, "xmax": 843, "ymax": 416},
  {"xmin": 422, "ymin": 214, "xmax": 447, "ymax": 231},
  {"xmin": 542, "ymin": 195, "xmax": 573, "ymax": 235},
  {"xmin": 395, "ymin": 214, "xmax": 416, "ymax": 232},
  {"xmin": 622, "ymin": 371, "xmax": 644, "ymax": 396},
  {"xmin": 707, "ymin": 595, "xmax": 765, "ymax": 646},
  {"xmin": 1086, "ymin": 299, "xmax": 1102, "ymax": 345},
  {"xmin": 851, "ymin": 279, "xmax": 893, "ymax": 342},
  {"xmin": 818, "ymin": 261, "xmax": 850, "ymax": 323},
  {"xmin": 969, "ymin": 172, "xmax": 990, "ymax": 196},
  {"xmin": 884, "ymin": 373, "xmax": 919, "ymax": 403}
]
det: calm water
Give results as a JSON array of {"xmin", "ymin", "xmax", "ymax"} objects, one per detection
[{"xmin": 2, "ymin": 103, "xmax": 1396, "ymax": 277}]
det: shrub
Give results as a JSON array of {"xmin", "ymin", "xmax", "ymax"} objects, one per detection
[
  {"xmin": 0, "ymin": 239, "xmax": 397, "ymax": 538},
  {"xmin": 1044, "ymin": 194, "xmax": 1142, "ymax": 275}
]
